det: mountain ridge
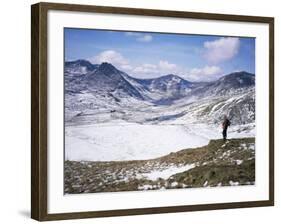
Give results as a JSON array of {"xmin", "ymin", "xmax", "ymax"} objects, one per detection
[
  {"xmin": 65, "ymin": 59, "xmax": 255, "ymax": 104},
  {"xmin": 65, "ymin": 59, "xmax": 254, "ymax": 83}
]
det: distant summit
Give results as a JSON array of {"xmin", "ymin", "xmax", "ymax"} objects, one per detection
[
  {"xmin": 188, "ymin": 71, "xmax": 255, "ymax": 98},
  {"xmin": 217, "ymin": 71, "xmax": 255, "ymax": 88},
  {"xmin": 65, "ymin": 59, "xmax": 98, "ymax": 74},
  {"xmin": 97, "ymin": 62, "xmax": 122, "ymax": 75}
]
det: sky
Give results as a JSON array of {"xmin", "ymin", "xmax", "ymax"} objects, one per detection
[{"xmin": 64, "ymin": 28, "xmax": 255, "ymax": 81}]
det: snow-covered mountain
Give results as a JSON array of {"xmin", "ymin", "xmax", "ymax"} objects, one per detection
[
  {"xmin": 188, "ymin": 71, "xmax": 255, "ymax": 98},
  {"xmin": 123, "ymin": 73, "xmax": 195, "ymax": 103},
  {"xmin": 65, "ymin": 62, "xmax": 143, "ymax": 99},
  {"xmin": 84, "ymin": 62, "xmax": 144, "ymax": 100},
  {"xmin": 65, "ymin": 60, "xmax": 196, "ymax": 103},
  {"xmin": 64, "ymin": 62, "xmax": 151, "ymax": 122},
  {"xmin": 64, "ymin": 60, "xmax": 255, "ymax": 126}
]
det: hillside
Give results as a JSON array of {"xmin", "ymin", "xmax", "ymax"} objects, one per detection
[{"xmin": 65, "ymin": 137, "xmax": 255, "ymax": 193}]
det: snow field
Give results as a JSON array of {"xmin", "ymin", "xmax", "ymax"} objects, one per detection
[{"xmin": 65, "ymin": 123, "xmax": 209, "ymax": 161}]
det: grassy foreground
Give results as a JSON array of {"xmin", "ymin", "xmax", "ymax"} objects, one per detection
[{"xmin": 64, "ymin": 137, "xmax": 255, "ymax": 194}]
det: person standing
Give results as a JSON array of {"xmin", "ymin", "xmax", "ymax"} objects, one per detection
[{"xmin": 222, "ymin": 115, "xmax": 231, "ymax": 141}]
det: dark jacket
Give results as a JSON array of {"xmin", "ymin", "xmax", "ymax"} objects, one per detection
[{"xmin": 222, "ymin": 119, "xmax": 231, "ymax": 130}]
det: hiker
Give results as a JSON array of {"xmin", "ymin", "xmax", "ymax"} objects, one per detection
[{"xmin": 222, "ymin": 115, "xmax": 231, "ymax": 141}]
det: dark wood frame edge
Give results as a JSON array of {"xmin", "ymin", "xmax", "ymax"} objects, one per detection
[
  {"xmin": 31, "ymin": 2, "xmax": 274, "ymax": 221},
  {"xmin": 31, "ymin": 3, "xmax": 48, "ymax": 221}
]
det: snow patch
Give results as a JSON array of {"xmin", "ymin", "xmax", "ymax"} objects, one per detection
[
  {"xmin": 138, "ymin": 184, "xmax": 153, "ymax": 190},
  {"xmin": 138, "ymin": 163, "xmax": 196, "ymax": 181},
  {"xmin": 235, "ymin": 160, "xmax": 243, "ymax": 165},
  {"xmin": 203, "ymin": 181, "xmax": 208, "ymax": 187},
  {"xmin": 229, "ymin": 180, "xmax": 239, "ymax": 186}
]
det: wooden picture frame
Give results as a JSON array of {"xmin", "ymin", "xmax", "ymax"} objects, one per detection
[{"xmin": 31, "ymin": 2, "xmax": 274, "ymax": 221}]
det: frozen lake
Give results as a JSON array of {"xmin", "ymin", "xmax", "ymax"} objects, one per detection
[
  {"xmin": 65, "ymin": 122, "xmax": 255, "ymax": 161},
  {"xmin": 65, "ymin": 123, "xmax": 215, "ymax": 161}
]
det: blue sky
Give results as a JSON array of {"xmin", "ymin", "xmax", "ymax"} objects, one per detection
[{"xmin": 65, "ymin": 28, "xmax": 255, "ymax": 81}]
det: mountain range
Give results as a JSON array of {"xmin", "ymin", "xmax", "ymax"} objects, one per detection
[
  {"xmin": 65, "ymin": 60, "xmax": 254, "ymax": 102},
  {"xmin": 64, "ymin": 59, "xmax": 255, "ymax": 125}
]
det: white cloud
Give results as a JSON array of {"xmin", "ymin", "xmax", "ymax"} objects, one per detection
[
  {"xmin": 133, "ymin": 64, "xmax": 158, "ymax": 76},
  {"xmin": 90, "ymin": 50, "xmax": 129, "ymax": 68},
  {"xmin": 129, "ymin": 62, "xmax": 223, "ymax": 81},
  {"xmin": 119, "ymin": 64, "xmax": 133, "ymax": 71},
  {"xmin": 136, "ymin": 34, "xmax": 153, "ymax": 42},
  {"xmin": 125, "ymin": 32, "xmax": 141, "ymax": 37},
  {"xmin": 89, "ymin": 50, "xmax": 222, "ymax": 81},
  {"xmin": 188, "ymin": 66, "xmax": 223, "ymax": 81},
  {"xmin": 90, "ymin": 50, "xmax": 181, "ymax": 78},
  {"xmin": 203, "ymin": 37, "xmax": 240, "ymax": 64},
  {"xmin": 158, "ymin": 60, "xmax": 177, "ymax": 71},
  {"xmin": 125, "ymin": 32, "xmax": 153, "ymax": 42},
  {"xmin": 130, "ymin": 60, "xmax": 184, "ymax": 78},
  {"xmin": 90, "ymin": 50, "xmax": 165, "ymax": 78},
  {"xmin": 190, "ymin": 66, "xmax": 222, "ymax": 76}
]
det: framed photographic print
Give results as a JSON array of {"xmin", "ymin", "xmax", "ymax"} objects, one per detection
[{"xmin": 31, "ymin": 2, "xmax": 274, "ymax": 221}]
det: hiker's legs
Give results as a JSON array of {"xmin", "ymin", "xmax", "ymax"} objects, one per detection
[{"xmin": 222, "ymin": 129, "xmax": 227, "ymax": 141}]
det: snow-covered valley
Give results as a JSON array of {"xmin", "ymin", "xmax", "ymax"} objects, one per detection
[{"xmin": 64, "ymin": 64, "xmax": 255, "ymax": 161}]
